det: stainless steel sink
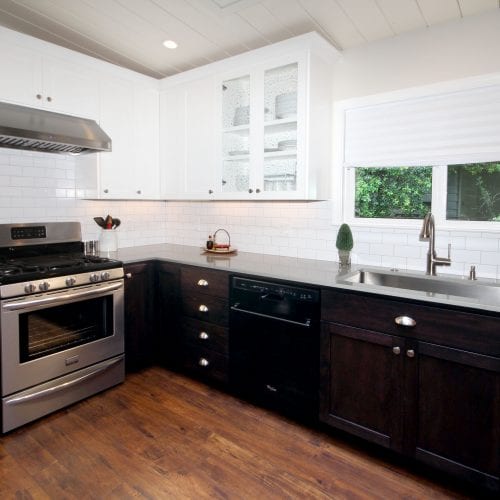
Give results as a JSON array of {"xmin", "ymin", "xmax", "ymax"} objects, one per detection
[{"xmin": 339, "ymin": 269, "xmax": 500, "ymax": 302}]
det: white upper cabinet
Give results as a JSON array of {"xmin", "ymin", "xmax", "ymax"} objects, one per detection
[
  {"xmin": 97, "ymin": 77, "xmax": 160, "ymax": 200},
  {"xmin": 160, "ymin": 75, "xmax": 217, "ymax": 199},
  {"xmin": 159, "ymin": 33, "xmax": 339, "ymax": 200},
  {"xmin": 0, "ymin": 38, "xmax": 99, "ymax": 119}
]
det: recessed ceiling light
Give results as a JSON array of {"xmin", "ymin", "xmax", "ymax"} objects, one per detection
[{"xmin": 163, "ymin": 40, "xmax": 178, "ymax": 49}]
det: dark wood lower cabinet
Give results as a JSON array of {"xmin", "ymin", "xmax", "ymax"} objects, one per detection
[
  {"xmin": 414, "ymin": 342, "xmax": 500, "ymax": 490},
  {"xmin": 155, "ymin": 261, "xmax": 181, "ymax": 368},
  {"xmin": 320, "ymin": 323, "xmax": 403, "ymax": 450},
  {"xmin": 123, "ymin": 262, "xmax": 155, "ymax": 371},
  {"xmin": 321, "ymin": 307, "xmax": 500, "ymax": 493}
]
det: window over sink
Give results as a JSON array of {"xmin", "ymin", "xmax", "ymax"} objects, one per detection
[
  {"xmin": 338, "ymin": 74, "xmax": 500, "ymax": 229},
  {"xmin": 349, "ymin": 162, "xmax": 500, "ymax": 224}
]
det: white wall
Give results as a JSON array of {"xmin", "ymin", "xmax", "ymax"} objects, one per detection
[
  {"xmin": 0, "ymin": 149, "xmax": 168, "ymax": 248},
  {"xmin": 332, "ymin": 10, "xmax": 500, "ymax": 101}
]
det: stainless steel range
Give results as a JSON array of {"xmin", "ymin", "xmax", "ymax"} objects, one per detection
[{"xmin": 0, "ymin": 222, "xmax": 124, "ymax": 433}]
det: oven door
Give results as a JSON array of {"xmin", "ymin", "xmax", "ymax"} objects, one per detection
[{"xmin": 1, "ymin": 279, "xmax": 124, "ymax": 396}]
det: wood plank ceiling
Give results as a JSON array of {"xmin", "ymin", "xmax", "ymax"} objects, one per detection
[{"xmin": 0, "ymin": 0, "xmax": 498, "ymax": 79}]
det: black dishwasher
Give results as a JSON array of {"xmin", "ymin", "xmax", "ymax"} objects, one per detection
[{"xmin": 229, "ymin": 276, "xmax": 320, "ymax": 421}]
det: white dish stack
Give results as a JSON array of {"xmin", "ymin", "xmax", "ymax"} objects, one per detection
[
  {"xmin": 233, "ymin": 105, "xmax": 250, "ymax": 126},
  {"xmin": 275, "ymin": 92, "xmax": 297, "ymax": 119}
]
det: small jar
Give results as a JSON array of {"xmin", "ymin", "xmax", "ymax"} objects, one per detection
[{"xmin": 206, "ymin": 235, "xmax": 214, "ymax": 250}]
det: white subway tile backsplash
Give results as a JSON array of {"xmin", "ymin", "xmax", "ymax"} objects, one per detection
[
  {"xmin": 466, "ymin": 237, "xmax": 498, "ymax": 251},
  {"xmin": 481, "ymin": 251, "xmax": 500, "ymax": 266},
  {"xmin": 2, "ymin": 149, "xmax": 500, "ymax": 277}
]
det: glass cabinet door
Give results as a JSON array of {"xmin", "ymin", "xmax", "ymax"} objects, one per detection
[
  {"xmin": 221, "ymin": 75, "xmax": 251, "ymax": 193},
  {"xmin": 262, "ymin": 63, "xmax": 298, "ymax": 194}
]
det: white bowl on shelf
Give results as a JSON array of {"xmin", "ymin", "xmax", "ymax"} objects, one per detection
[
  {"xmin": 275, "ymin": 92, "xmax": 297, "ymax": 119},
  {"xmin": 277, "ymin": 139, "xmax": 297, "ymax": 151}
]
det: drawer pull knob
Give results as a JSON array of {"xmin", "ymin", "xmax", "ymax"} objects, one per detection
[
  {"xmin": 198, "ymin": 358, "xmax": 209, "ymax": 367},
  {"xmin": 394, "ymin": 316, "xmax": 416, "ymax": 327},
  {"xmin": 198, "ymin": 304, "xmax": 209, "ymax": 313},
  {"xmin": 199, "ymin": 331, "xmax": 209, "ymax": 340},
  {"xmin": 197, "ymin": 279, "xmax": 208, "ymax": 287},
  {"xmin": 392, "ymin": 346, "xmax": 401, "ymax": 355},
  {"xmin": 406, "ymin": 349, "xmax": 415, "ymax": 358},
  {"xmin": 125, "ymin": 273, "xmax": 132, "ymax": 279}
]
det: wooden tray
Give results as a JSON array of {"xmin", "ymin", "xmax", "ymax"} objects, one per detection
[{"xmin": 203, "ymin": 247, "xmax": 237, "ymax": 254}]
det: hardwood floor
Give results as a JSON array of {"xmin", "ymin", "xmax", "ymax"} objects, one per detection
[{"xmin": 1, "ymin": 367, "xmax": 477, "ymax": 499}]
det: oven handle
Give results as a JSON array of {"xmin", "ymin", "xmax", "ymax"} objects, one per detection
[
  {"xmin": 230, "ymin": 304, "xmax": 311, "ymax": 328},
  {"xmin": 4, "ymin": 357, "xmax": 123, "ymax": 406},
  {"xmin": 2, "ymin": 281, "xmax": 123, "ymax": 311}
]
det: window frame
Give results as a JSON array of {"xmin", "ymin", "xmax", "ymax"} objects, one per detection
[{"xmin": 334, "ymin": 74, "xmax": 500, "ymax": 232}]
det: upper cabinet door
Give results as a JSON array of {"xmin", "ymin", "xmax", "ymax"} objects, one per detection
[
  {"xmin": 0, "ymin": 43, "xmax": 42, "ymax": 107},
  {"xmin": 219, "ymin": 72, "xmax": 252, "ymax": 197},
  {"xmin": 99, "ymin": 78, "xmax": 136, "ymax": 199},
  {"xmin": 160, "ymin": 75, "xmax": 217, "ymax": 199},
  {"xmin": 43, "ymin": 56, "xmax": 99, "ymax": 119},
  {"xmin": 0, "ymin": 42, "xmax": 99, "ymax": 119},
  {"xmin": 133, "ymin": 86, "xmax": 160, "ymax": 199},
  {"xmin": 217, "ymin": 54, "xmax": 307, "ymax": 200}
]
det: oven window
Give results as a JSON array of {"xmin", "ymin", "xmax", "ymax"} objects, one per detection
[{"xmin": 19, "ymin": 296, "xmax": 114, "ymax": 362}]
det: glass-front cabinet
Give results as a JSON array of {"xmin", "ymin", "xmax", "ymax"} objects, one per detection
[
  {"xmin": 159, "ymin": 33, "xmax": 338, "ymax": 200},
  {"xmin": 218, "ymin": 56, "xmax": 305, "ymax": 199}
]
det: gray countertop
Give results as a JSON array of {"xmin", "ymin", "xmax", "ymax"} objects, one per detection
[{"xmin": 111, "ymin": 243, "xmax": 500, "ymax": 314}]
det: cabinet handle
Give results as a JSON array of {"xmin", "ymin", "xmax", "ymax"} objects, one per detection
[
  {"xmin": 198, "ymin": 358, "xmax": 209, "ymax": 367},
  {"xmin": 406, "ymin": 349, "xmax": 415, "ymax": 358},
  {"xmin": 266, "ymin": 384, "xmax": 278, "ymax": 393},
  {"xmin": 248, "ymin": 188, "xmax": 253, "ymax": 193},
  {"xmin": 394, "ymin": 316, "xmax": 416, "ymax": 327},
  {"xmin": 125, "ymin": 273, "xmax": 132, "ymax": 279},
  {"xmin": 392, "ymin": 346, "xmax": 401, "ymax": 355},
  {"xmin": 199, "ymin": 331, "xmax": 209, "ymax": 340},
  {"xmin": 36, "ymin": 94, "xmax": 42, "ymax": 100},
  {"xmin": 197, "ymin": 279, "xmax": 208, "ymax": 287},
  {"xmin": 256, "ymin": 188, "xmax": 261, "ymax": 193},
  {"xmin": 198, "ymin": 304, "xmax": 209, "ymax": 313},
  {"xmin": 208, "ymin": 189, "xmax": 213, "ymax": 194},
  {"xmin": 46, "ymin": 96, "xmax": 52, "ymax": 102},
  {"xmin": 103, "ymin": 189, "xmax": 109, "ymax": 194},
  {"xmin": 136, "ymin": 189, "xmax": 142, "ymax": 195}
]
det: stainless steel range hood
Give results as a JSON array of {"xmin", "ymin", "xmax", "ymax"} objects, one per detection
[{"xmin": 0, "ymin": 101, "xmax": 111, "ymax": 155}]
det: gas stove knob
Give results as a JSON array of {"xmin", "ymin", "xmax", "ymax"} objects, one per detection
[
  {"xmin": 65, "ymin": 276, "xmax": 76, "ymax": 287},
  {"xmin": 38, "ymin": 281, "xmax": 50, "ymax": 291},
  {"xmin": 24, "ymin": 283, "xmax": 37, "ymax": 294},
  {"xmin": 100, "ymin": 271, "xmax": 110, "ymax": 281},
  {"xmin": 89, "ymin": 273, "xmax": 100, "ymax": 283}
]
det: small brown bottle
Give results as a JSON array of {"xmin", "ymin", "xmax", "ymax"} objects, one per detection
[{"xmin": 206, "ymin": 235, "xmax": 214, "ymax": 250}]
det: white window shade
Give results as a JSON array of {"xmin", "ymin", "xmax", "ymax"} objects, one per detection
[{"xmin": 344, "ymin": 84, "xmax": 500, "ymax": 167}]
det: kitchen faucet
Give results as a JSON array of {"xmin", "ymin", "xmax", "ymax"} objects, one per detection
[{"xmin": 419, "ymin": 212, "xmax": 451, "ymax": 276}]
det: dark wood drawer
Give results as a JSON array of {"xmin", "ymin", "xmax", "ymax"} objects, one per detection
[
  {"xmin": 181, "ymin": 293, "xmax": 229, "ymax": 326},
  {"xmin": 180, "ymin": 317, "xmax": 228, "ymax": 355},
  {"xmin": 322, "ymin": 289, "xmax": 500, "ymax": 356},
  {"xmin": 181, "ymin": 266, "xmax": 229, "ymax": 298},
  {"xmin": 181, "ymin": 345, "xmax": 228, "ymax": 383}
]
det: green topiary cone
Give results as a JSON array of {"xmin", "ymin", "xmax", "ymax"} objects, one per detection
[{"xmin": 336, "ymin": 223, "xmax": 353, "ymax": 251}]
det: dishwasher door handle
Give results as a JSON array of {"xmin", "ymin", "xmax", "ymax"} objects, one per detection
[{"xmin": 230, "ymin": 304, "xmax": 311, "ymax": 328}]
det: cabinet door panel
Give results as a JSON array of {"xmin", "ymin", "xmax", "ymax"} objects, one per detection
[
  {"xmin": 416, "ymin": 342, "xmax": 500, "ymax": 485},
  {"xmin": 133, "ymin": 87, "xmax": 160, "ymax": 198},
  {"xmin": 99, "ymin": 78, "xmax": 135, "ymax": 198},
  {"xmin": 184, "ymin": 77, "xmax": 217, "ymax": 196},
  {"xmin": 320, "ymin": 322, "xmax": 403, "ymax": 450},
  {"xmin": 124, "ymin": 262, "xmax": 154, "ymax": 371},
  {"xmin": 43, "ymin": 57, "xmax": 99, "ymax": 119},
  {"xmin": 0, "ymin": 44, "xmax": 41, "ymax": 106}
]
